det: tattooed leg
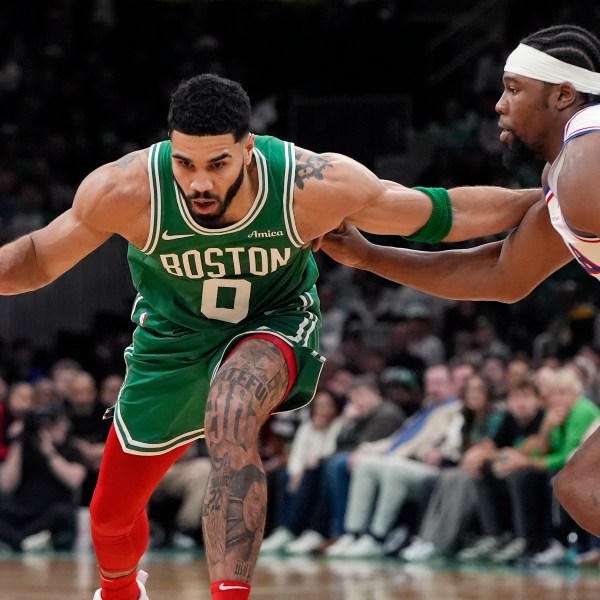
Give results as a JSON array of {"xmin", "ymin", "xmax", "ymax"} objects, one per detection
[{"xmin": 202, "ymin": 337, "xmax": 290, "ymax": 583}]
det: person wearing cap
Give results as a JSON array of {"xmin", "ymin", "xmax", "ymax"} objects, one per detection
[
  {"xmin": 319, "ymin": 24, "xmax": 600, "ymax": 538},
  {"xmin": 379, "ymin": 366, "xmax": 422, "ymax": 417}
]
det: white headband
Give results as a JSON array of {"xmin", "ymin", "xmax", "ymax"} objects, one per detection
[{"xmin": 504, "ymin": 43, "xmax": 600, "ymax": 94}]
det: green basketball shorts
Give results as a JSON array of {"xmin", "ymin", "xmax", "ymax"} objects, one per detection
[{"xmin": 113, "ymin": 297, "xmax": 325, "ymax": 455}]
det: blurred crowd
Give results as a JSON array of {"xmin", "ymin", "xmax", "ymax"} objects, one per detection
[{"xmin": 3, "ymin": 0, "xmax": 600, "ymax": 568}]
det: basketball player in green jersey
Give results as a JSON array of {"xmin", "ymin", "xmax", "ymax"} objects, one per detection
[{"xmin": 0, "ymin": 73, "xmax": 539, "ymax": 600}]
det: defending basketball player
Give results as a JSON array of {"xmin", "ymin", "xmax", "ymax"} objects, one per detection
[{"xmin": 320, "ymin": 25, "xmax": 600, "ymax": 540}]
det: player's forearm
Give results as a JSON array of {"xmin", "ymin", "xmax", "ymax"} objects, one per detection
[
  {"xmin": 0, "ymin": 235, "xmax": 51, "ymax": 295},
  {"xmin": 355, "ymin": 240, "xmax": 520, "ymax": 302},
  {"xmin": 446, "ymin": 186, "xmax": 541, "ymax": 242}
]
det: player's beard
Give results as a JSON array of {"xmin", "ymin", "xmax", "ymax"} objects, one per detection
[
  {"xmin": 501, "ymin": 135, "xmax": 546, "ymax": 174},
  {"xmin": 185, "ymin": 163, "xmax": 245, "ymax": 228}
]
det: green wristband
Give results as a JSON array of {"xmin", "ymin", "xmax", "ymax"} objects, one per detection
[{"xmin": 403, "ymin": 187, "xmax": 453, "ymax": 243}]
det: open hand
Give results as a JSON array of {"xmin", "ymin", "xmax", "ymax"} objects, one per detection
[{"xmin": 316, "ymin": 222, "xmax": 372, "ymax": 268}]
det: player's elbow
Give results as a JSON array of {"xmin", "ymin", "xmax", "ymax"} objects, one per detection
[
  {"xmin": 0, "ymin": 271, "xmax": 51, "ymax": 295},
  {"xmin": 498, "ymin": 287, "xmax": 532, "ymax": 304},
  {"xmin": 482, "ymin": 278, "xmax": 533, "ymax": 304}
]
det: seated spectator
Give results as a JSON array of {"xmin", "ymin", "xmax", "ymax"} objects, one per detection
[
  {"xmin": 148, "ymin": 439, "xmax": 211, "ymax": 549},
  {"xmin": 49, "ymin": 358, "xmax": 82, "ymax": 404},
  {"xmin": 326, "ymin": 364, "xmax": 461, "ymax": 558},
  {"xmin": 401, "ymin": 303, "xmax": 445, "ymax": 367},
  {"xmin": 455, "ymin": 377, "xmax": 546, "ymax": 563},
  {"xmin": 64, "ymin": 372, "xmax": 111, "ymax": 507},
  {"xmin": 480, "ymin": 352, "xmax": 509, "ymax": 402},
  {"xmin": 32, "ymin": 377, "xmax": 60, "ymax": 409},
  {"xmin": 4, "ymin": 338, "xmax": 47, "ymax": 384},
  {"xmin": 0, "ymin": 377, "xmax": 18, "ymax": 461},
  {"xmin": 260, "ymin": 389, "xmax": 343, "ymax": 554},
  {"xmin": 488, "ymin": 368, "xmax": 600, "ymax": 565},
  {"xmin": 322, "ymin": 374, "xmax": 407, "ymax": 542},
  {"xmin": 378, "ymin": 367, "xmax": 421, "ymax": 417},
  {"xmin": 0, "ymin": 403, "xmax": 86, "ymax": 551},
  {"xmin": 400, "ymin": 374, "xmax": 503, "ymax": 561},
  {"xmin": 98, "ymin": 373, "xmax": 124, "ymax": 413},
  {"xmin": 2, "ymin": 382, "xmax": 35, "ymax": 454},
  {"xmin": 64, "ymin": 371, "xmax": 111, "ymax": 552}
]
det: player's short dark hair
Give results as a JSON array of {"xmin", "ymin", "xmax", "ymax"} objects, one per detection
[
  {"xmin": 522, "ymin": 25, "xmax": 600, "ymax": 103},
  {"xmin": 167, "ymin": 73, "xmax": 251, "ymax": 142}
]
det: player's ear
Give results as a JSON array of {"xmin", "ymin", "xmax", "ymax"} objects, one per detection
[
  {"xmin": 556, "ymin": 82, "xmax": 578, "ymax": 110},
  {"xmin": 244, "ymin": 134, "xmax": 255, "ymax": 165}
]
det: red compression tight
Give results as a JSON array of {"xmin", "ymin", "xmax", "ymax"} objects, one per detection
[{"xmin": 90, "ymin": 427, "xmax": 191, "ymax": 575}]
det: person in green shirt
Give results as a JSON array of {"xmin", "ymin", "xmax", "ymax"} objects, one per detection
[{"xmin": 491, "ymin": 367, "xmax": 600, "ymax": 564}]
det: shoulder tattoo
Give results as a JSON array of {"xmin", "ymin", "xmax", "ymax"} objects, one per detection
[
  {"xmin": 113, "ymin": 151, "xmax": 147, "ymax": 173},
  {"xmin": 294, "ymin": 149, "xmax": 333, "ymax": 190}
]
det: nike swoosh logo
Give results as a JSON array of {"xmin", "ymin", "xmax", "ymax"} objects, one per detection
[
  {"xmin": 161, "ymin": 231, "xmax": 195, "ymax": 241},
  {"xmin": 218, "ymin": 583, "xmax": 249, "ymax": 591}
]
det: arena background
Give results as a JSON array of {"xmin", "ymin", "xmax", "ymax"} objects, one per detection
[
  {"xmin": 3, "ymin": 2, "xmax": 600, "ymax": 599},
  {"xmin": 1, "ymin": 0, "xmax": 599, "ymax": 367}
]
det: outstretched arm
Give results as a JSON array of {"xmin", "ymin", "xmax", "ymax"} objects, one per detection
[
  {"xmin": 0, "ymin": 210, "xmax": 113, "ymax": 295},
  {"xmin": 293, "ymin": 147, "xmax": 540, "ymax": 243},
  {"xmin": 376, "ymin": 182, "xmax": 541, "ymax": 242},
  {"xmin": 0, "ymin": 150, "xmax": 149, "ymax": 295},
  {"xmin": 320, "ymin": 199, "xmax": 573, "ymax": 302}
]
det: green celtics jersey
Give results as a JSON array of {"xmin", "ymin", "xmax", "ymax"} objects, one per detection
[
  {"xmin": 116, "ymin": 135, "xmax": 324, "ymax": 453},
  {"xmin": 127, "ymin": 135, "xmax": 320, "ymax": 338}
]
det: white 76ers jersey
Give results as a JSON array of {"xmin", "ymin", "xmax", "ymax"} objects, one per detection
[{"xmin": 547, "ymin": 104, "xmax": 600, "ymax": 279}]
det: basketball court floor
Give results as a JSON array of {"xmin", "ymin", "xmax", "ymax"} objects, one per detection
[{"xmin": 1, "ymin": 548, "xmax": 599, "ymax": 600}]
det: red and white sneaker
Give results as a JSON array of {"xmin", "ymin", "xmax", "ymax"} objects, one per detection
[{"xmin": 92, "ymin": 570, "xmax": 149, "ymax": 600}]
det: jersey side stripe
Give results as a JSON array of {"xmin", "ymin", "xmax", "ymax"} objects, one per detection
[
  {"xmin": 288, "ymin": 312, "xmax": 319, "ymax": 346},
  {"xmin": 283, "ymin": 142, "xmax": 303, "ymax": 247},
  {"xmin": 130, "ymin": 294, "xmax": 143, "ymax": 320},
  {"xmin": 141, "ymin": 143, "xmax": 162, "ymax": 254},
  {"xmin": 114, "ymin": 402, "xmax": 205, "ymax": 453}
]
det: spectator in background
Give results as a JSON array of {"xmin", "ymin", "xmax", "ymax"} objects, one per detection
[
  {"xmin": 402, "ymin": 303, "xmax": 445, "ymax": 367},
  {"xmin": 98, "ymin": 373, "xmax": 124, "ymax": 413},
  {"xmin": 480, "ymin": 354, "xmax": 509, "ymax": 403},
  {"xmin": 148, "ymin": 440, "xmax": 212, "ymax": 550},
  {"xmin": 317, "ymin": 281, "xmax": 349, "ymax": 356},
  {"xmin": 49, "ymin": 358, "xmax": 82, "ymax": 404},
  {"xmin": 2, "ymin": 382, "xmax": 34, "ymax": 451},
  {"xmin": 64, "ymin": 371, "xmax": 111, "ymax": 553},
  {"xmin": 385, "ymin": 319, "xmax": 427, "ymax": 380},
  {"xmin": 456, "ymin": 377, "xmax": 546, "ymax": 563},
  {"xmin": 323, "ymin": 374, "xmax": 406, "ymax": 542},
  {"xmin": 5, "ymin": 338, "xmax": 46, "ymax": 384},
  {"xmin": 400, "ymin": 374, "xmax": 503, "ymax": 561},
  {"xmin": 0, "ymin": 376, "xmax": 9, "ymax": 460},
  {"xmin": 378, "ymin": 366, "xmax": 421, "ymax": 418},
  {"xmin": 0, "ymin": 403, "xmax": 86, "ymax": 552},
  {"xmin": 64, "ymin": 372, "xmax": 110, "ymax": 507},
  {"xmin": 490, "ymin": 368, "xmax": 600, "ymax": 565},
  {"xmin": 32, "ymin": 377, "xmax": 59, "ymax": 409},
  {"xmin": 449, "ymin": 361, "xmax": 477, "ymax": 396},
  {"xmin": 261, "ymin": 389, "xmax": 344, "ymax": 553},
  {"xmin": 441, "ymin": 301, "xmax": 482, "ymax": 360},
  {"xmin": 326, "ymin": 365, "xmax": 460, "ymax": 557},
  {"xmin": 505, "ymin": 358, "xmax": 532, "ymax": 388}
]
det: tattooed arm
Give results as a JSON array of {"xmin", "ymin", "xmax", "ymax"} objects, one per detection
[
  {"xmin": 292, "ymin": 146, "xmax": 540, "ymax": 243},
  {"xmin": 0, "ymin": 150, "xmax": 150, "ymax": 295}
]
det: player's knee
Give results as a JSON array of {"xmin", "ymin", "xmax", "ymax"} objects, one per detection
[
  {"xmin": 554, "ymin": 463, "xmax": 594, "ymax": 529},
  {"xmin": 90, "ymin": 494, "xmax": 140, "ymax": 534},
  {"xmin": 553, "ymin": 467, "xmax": 571, "ymax": 506}
]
